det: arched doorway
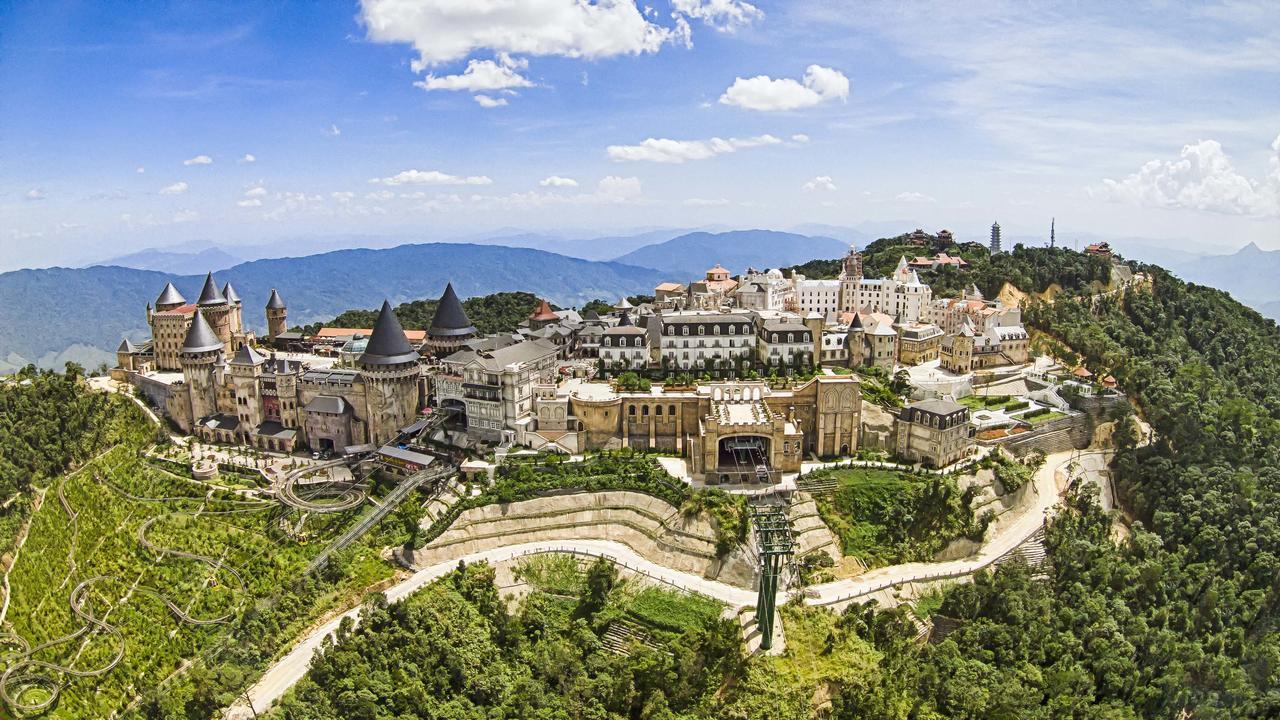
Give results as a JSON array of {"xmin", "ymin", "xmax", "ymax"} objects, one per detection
[
  {"xmin": 717, "ymin": 435, "xmax": 772, "ymax": 483},
  {"xmin": 440, "ymin": 399, "xmax": 467, "ymax": 430}
]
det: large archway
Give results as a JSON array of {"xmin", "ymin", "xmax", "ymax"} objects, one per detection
[
  {"xmin": 439, "ymin": 399, "xmax": 467, "ymax": 430},
  {"xmin": 716, "ymin": 435, "xmax": 771, "ymax": 483}
]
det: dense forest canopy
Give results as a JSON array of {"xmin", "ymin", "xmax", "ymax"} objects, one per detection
[{"xmin": 300, "ymin": 291, "xmax": 541, "ymax": 336}]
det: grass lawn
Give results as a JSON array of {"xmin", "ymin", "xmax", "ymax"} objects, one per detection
[
  {"xmin": 1024, "ymin": 410, "xmax": 1068, "ymax": 424},
  {"xmin": 959, "ymin": 395, "xmax": 1028, "ymax": 412},
  {"xmin": 809, "ymin": 467, "xmax": 983, "ymax": 568}
]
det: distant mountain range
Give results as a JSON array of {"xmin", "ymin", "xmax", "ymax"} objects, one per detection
[
  {"xmin": 1168, "ymin": 242, "xmax": 1280, "ymax": 319},
  {"xmin": 93, "ymin": 246, "xmax": 246, "ymax": 275},
  {"xmin": 612, "ymin": 230, "xmax": 849, "ymax": 278},
  {"xmin": 0, "ymin": 243, "xmax": 665, "ymax": 373}
]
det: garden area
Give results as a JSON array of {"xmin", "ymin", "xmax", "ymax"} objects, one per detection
[
  {"xmin": 0, "ymin": 444, "xmax": 396, "ymax": 718},
  {"xmin": 418, "ymin": 452, "xmax": 750, "ymax": 555},
  {"xmin": 805, "ymin": 467, "xmax": 988, "ymax": 567}
]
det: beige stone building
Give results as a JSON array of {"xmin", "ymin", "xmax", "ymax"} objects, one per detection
[
  {"xmin": 896, "ymin": 321, "xmax": 944, "ymax": 365},
  {"xmin": 894, "ymin": 399, "xmax": 975, "ymax": 467}
]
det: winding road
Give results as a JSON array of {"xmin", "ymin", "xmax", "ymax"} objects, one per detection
[{"xmin": 226, "ymin": 447, "xmax": 1113, "ymax": 719}]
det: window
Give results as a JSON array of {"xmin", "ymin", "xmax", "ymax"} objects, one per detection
[
  {"xmin": 729, "ymin": 325, "xmax": 736, "ymax": 335},
  {"xmin": 628, "ymin": 405, "xmax": 636, "ymax": 416},
  {"xmin": 682, "ymin": 326, "xmax": 689, "ymax": 336},
  {"xmin": 698, "ymin": 325, "xmax": 705, "ymax": 336},
  {"xmin": 669, "ymin": 404, "xmax": 676, "ymax": 416},
  {"xmin": 642, "ymin": 405, "xmax": 649, "ymax": 416},
  {"xmin": 655, "ymin": 405, "xmax": 663, "ymax": 415}
]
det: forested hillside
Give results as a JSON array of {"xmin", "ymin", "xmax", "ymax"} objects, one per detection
[
  {"xmin": 0, "ymin": 364, "xmax": 150, "ymax": 554},
  {"xmin": 304, "ymin": 291, "xmax": 541, "ymax": 336},
  {"xmin": 829, "ymin": 264, "xmax": 1280, "ymax": 717}
]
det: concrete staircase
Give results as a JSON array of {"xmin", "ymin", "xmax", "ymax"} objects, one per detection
[
  {"xmin": 601, "ymin": 619, "xmax": 662, "ymax": 656},
  {"xmin": 418, "ymin": 477, "xmax": 466, "ymax": 529}
]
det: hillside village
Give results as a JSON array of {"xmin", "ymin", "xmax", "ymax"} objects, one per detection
[{"xmin": 112, "ymin": 229, "xmax": 1136, "ymax": 483}]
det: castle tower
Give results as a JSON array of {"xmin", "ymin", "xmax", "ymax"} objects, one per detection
[
  {"xmin": 265, "ymin": 289, "xmax": 288, "ymax": 345},
  {"xmin": 528, "ymin": 298, "xmax": 560, "ymax": 331},
  {"xmin": 228, "ymin": 344, "xmax": 267, "ymax": 436},
  {"xmin": 425, "ymin": 283, "xmax": 477, "ymax": 357},
  {"xmin": 196, "ymin": 273, "xmax": 232, "ymax": 353},
  {"xmin": 838, "ymin": 244, "xmax": 863, "ymax": 313},
  {"xmin": 222, "ymin": 282, "xmax": 244, "ymax": 336},
  {"xmin": 990, "ymin": 222, "xmax": 1002, "ymax": 254},
  {"xmin": 844, "ymin": 313, "xmax": 865, "ymax": 368},
  {"xmin": 359, "ymin": 300, "xmax": 422, "ymax": 445},
  {"xmin": 180, "ymin": 308, "xmax": 225, "ymax": 423},
  {"xmin": 155, "ymin": 282, "xmax": 186, "ymax": 312}
]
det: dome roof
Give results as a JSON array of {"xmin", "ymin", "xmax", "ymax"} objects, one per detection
[{"xmin": 359, "ymin": 300, "xmax": 420, "ymax": 366}]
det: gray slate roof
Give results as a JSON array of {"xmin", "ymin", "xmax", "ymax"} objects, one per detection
[
  {"xmin": 360, "ymin": 300, "xmax": 421, "ymax": 366},
  {"xmin": 266, "ymin": 288, "xmax": 287, "ymax": 310},
  {"xmin": 117, "ymin": 338, "xmax": 137, "ymax": 353},
  {"xmin": 428, "ymin": 283, "xmax": 478, "ymax": 337},
  {"xmin": 155, "ymin": 282, "xmax": 186, "ymax": 307},
  {"xmin": 221, "ymin": 283, "xmax": 242, "ymax": 304},
  {"xmin": 197, "ymin": 273, "xmax": 227, "ymax": 306},
  {"xmin": 304, "ymin": 395, "xmax": 349, "ymax": 414},
  {"xmin": 182, "ymin": 309, "xmax": 224, "ymax": 353},
  {"xmin": 230, "ymin": 344, "xmax": 267, "ymax": 366},
  {"xmin": 905, "ymin": 398, "xmax": 968, "ymax": 418}
]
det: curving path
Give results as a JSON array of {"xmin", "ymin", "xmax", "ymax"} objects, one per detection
[{"xmin": 228, "ymin": 447, "xmax": 1113, "ymax": 718}]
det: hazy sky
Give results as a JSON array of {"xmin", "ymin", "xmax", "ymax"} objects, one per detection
[{"xmin": 2, "ymin": 0, "xmax": 1278, "ymax": 271}]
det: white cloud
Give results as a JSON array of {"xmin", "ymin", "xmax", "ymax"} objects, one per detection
[
  {"xmin": 236, "ymin": 198, "xmax": 262, "ymax": 207},
  {"xmin": 802, "ymin": 175, "xmax": 837, "ymax": 192},
  {"xmin": 360, "ymin": 0, "xmax": 681, "ymax": 68},
  {"xmin": 172, "ymin": 209, "xmax": 199, "ymax": 223},
  {"xmin": 325, "ymin": 124, "xmax": 341, "ymax": 137},
  {"xmin": 683, "ymin": 197, "xmax": 731, "ymax": 206},
  {"xmin": 719, "ymin": 65, "xmax": 849, "ymax": 111},
  {"xmin": 1092, "ymin": 136, "xmax": 1280, "ymax": 217},
  {"xmin": 607, "ymin": 133, "xmax": 782, "ymax": 163},
  {"xmin": 331, "ymin": 191, "xmax": 357, "ymax": 203},
  {"xmin": 24, "ymin": 188, "xmax": 46, "ymax": 201},
  {"xmin": 416, "ymin": 58, "xmax": 533, "ymax": 92},
  {"xmin": 596, "ymin": 175, "xmax": 643, "ymax": 201},
  {"xmin": 894, "ymin": 191, "xmax": 936, "ymax": 203},
  {"xmin": 474, "ymin": 94, "xmax": 508, "ymax": 108},
  {"xmin": 539, "ymin": 175, "xmax": 579, "ymax": 187},
  {"xmin": 136, "ymin": 166, "xmax": 145, "ymax": 174},
  {"xmin": 244, "ymin": 185, "xmax": 268, "ymax": 198},
  {"xmin": 160, "ymin": 181, "xmax": 189, "ymax": 195},
  {"xmin": 791, "ymin": 133, "xmax": 810, "ymax": 143},
  {"xmin": 365, "ymin": 189, "xmax": 396, "ymax": 201},
  {"xmin": 183, "ymin": 154, "xmax": 213, "ymax": 166},
  {"xmin": 239, "ymin": 153, "xmax": 256, "ymax": 163},
  {"xmin": 671, "ymin": 0, "xmax": 763, "ymax": 31},
  {"xmin": 370, "ymin": 169, "xmax": 493, "ymax": 186}
]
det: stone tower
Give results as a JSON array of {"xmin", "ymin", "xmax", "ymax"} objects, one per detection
[
  {"xmin": 228, "ymin": 344, "xmax": 267, "ymax": 434},
  {"xmin": 222, "ymin": 282, "xmax": 244, "ymax": 336},
  {"xmin": 196, "ymin": 273, "xmax": 232, "ymax": 353},
  {"xmin": 990, "ymin": 222, "xmax": 1002, "ymax": 254},
  {"xmin": 266, "ymin": 289, "xmax": 288, "ymax": 344},
  {"xmin": 844, "ymin": 313, "xmax": 866, "ymax": 368},
  {"xmin": 359, "ymin": 300, "xmax": 422, "ymax": 445},
  {"xmin": 155, "ymin": 282, "xmax": 186, "ymax": 312},
  {"xmin": 425, "ymin": 283, "xmax": 477, "ymax": 357},
  {"xmin": 180, "ymin": 308, "xmax": 225, "ymax": 423},
  {"xmin": 838, "ymin": 244, "xmax": 863, "ymax": 313},
  {"xmin": 528, "ymin": 298, "xmax": 560, "ymax": 331}
]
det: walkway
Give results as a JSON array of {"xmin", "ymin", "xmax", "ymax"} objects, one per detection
[{"xmin": 225, "ymin": 448, "xmax": 1111, "ymax": 718}]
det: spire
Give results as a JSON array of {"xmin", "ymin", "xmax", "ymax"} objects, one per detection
[
  {"xmin": 617, "ymin": 310, "xmax": 633, "ymax": 327},
  {"xmin": 849, "ymin": 313, "xmax": 864, "ymax": 331},
  {"xmin": 231, "ymin": 344, "xmax": 267, "ymax": 365},
  {"xmin": 427, "ymin": 283, "xmax": 477, "ymax": 337},
  {"xmin": 529, "ymin": 298, "xmax": 560, "ymax": 323},
  {"xmin": 266, "ymin": 288, "xmax": 287, "ymax": 310},
  {"xmin": 196, "ymin": 273, "xmax": 226, "ymax": 306},
  {"xmin": 221, "ymin": 282, "xmax": 241, "ymax": 304},
  {"xmin": 117, "ymin": 338, "xmax": 137, "ymax": 353},
  {"xmin": 182, "ymin": 309, "xmax": 224, "ymax": 353},
  {"xmin": 155, "ymin": 282, "xmax": 186, "ymax": 308},
  {"xmin": 359, "ymin": 300, "xmax": 420, "ymax": 366}
]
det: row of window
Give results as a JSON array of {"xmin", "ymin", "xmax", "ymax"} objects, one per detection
[
  {"xmin": 664, "ymin": 323, "xmax": 751, "ymax": 336},
  {"xmin": 628, "ymin": 404, "xmax": 678, "ymax": 417}
]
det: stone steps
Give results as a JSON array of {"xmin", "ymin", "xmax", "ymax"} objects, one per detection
[{"xmin": 601, "ymin": 619, "xmax": 662, "ymax": 656}]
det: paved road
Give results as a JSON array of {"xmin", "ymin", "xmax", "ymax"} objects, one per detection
[{"xmin": 226, "ymin": 448, "xmax": 1112, "ymax": 718}]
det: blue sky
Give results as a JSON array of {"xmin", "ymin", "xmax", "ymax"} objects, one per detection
[{"xmin": 1, "ymin": 0, "xmax": 1277, "ymax": 271}]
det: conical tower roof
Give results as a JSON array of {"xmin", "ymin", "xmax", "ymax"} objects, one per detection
[
  {"xmin": 265, "ymin": 288, "xmax": 287, "ymax": 310},
  {"xmin": 359, "ymin": 300, "xmax": 420, "ymax": 366},
  {"xmin": 182, "ymin": 309, "xmax": 224, "ymax": 353},
  {"xmin": 196, "ymin": 273, "xmax": 226, "ymax": 306},
  {"xmin": 230, "ymin": 344, "xmax": 267, "ymax": 366},
  {"xmin": 428, "ymin": 283, "xmax": 477, "ymax": 337},
  {"xmin": 221, "ymin": 282, "xmax": 241, "ymax": 304},
  {"xmin": 529, "ymin": 298, "xmax": 560, "ymax": 322},
  {"xmin": 155, "ymin": 282, "xmax": 186, "ymax": 307},
  {"xmin": 117, "ymin": 338, "xmax": 137, "ymax": 353},
  {"xmin": 849, "ymin": 313, "xmax": 864, "ymax": 331},
  {"xmin": 617, "ymin": 310, "xmax": 633, "ymax": 327}
]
